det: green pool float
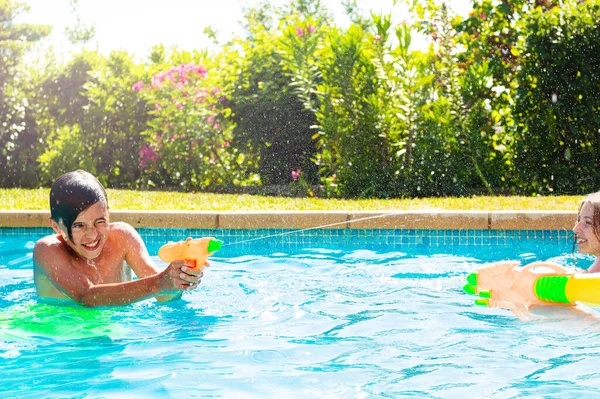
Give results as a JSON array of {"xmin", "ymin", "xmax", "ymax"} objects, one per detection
[{"xmin": 0, "ymin": 301, "xmax": 129, "ymax": 340}]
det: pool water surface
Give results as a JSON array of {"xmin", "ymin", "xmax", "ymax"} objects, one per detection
[{"xmin": 1, "ymin": 229, "xmax": 600, "ymax": 398}]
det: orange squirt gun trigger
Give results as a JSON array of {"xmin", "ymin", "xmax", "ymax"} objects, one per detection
[{"xmin": 158, "ymin": 237, "xmax": 223, "ymax": 270}]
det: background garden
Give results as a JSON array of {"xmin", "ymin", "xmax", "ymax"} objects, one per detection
[{"xmin": 2, "ymin": 0, "xmax": 600, "ymax": 199}]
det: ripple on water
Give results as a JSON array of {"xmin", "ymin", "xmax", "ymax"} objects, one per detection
[{"xmin": 3, "ymin": 238, "xmax": 600, "ymax": 397}]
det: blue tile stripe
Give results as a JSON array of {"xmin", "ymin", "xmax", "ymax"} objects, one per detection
[{"xmin": 0, "ymin": 227, "xmax": 573, "ymax": 249}]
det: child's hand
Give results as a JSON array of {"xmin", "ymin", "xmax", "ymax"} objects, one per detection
[
  {"xmin": 158, "ymin": 260, "xmax": 198, "ymax": 293},
  {"xmin": 464, "ymin": 261, "xmax": 571, "ymax": 321},
  {"xmin": 180, "ymin": 261, "xmax": 204, "ymax": 290}
]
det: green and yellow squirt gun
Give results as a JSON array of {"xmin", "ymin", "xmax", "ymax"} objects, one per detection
[{"xmin": 463, "ymin": 261, "xmax": 600, "ymax": 321}]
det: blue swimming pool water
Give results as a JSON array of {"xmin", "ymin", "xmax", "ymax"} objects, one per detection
[{"xmin": 1, "ymin": 228, "xmax": 599, "ymax": 398}]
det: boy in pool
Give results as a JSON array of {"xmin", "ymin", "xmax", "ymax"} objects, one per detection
[{"xmin": 34, "ymin": 170, "xmax": 202, "ymax": 307}]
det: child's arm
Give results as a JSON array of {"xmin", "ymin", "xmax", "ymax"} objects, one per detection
[
  {"xmin": 585, "ymin": 258, "xmax": 600, "ymax": 273},
  {"xmin": 116, "ymin": 223, "xmax": 202, "ymax": 302},
  {"xmin": 33, "ymin": 238, "xmax": 191, "ymax": 307}
]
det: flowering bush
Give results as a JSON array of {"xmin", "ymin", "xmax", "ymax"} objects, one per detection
[
  {"xmin": 135, "ymin": 61, "xmax": 256, "ymax": 190},
  {"xmin": 290, "ymin": 168, "xmax": 314, "ymax": 197}
]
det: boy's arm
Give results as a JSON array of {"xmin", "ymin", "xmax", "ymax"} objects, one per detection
[
  {"xmin": 33, "ymin": 240, "xmax": 187, "ymax": 307},
  {"xmin": 117, "ymin": 223, "xmax": 201, "ymax": 302}
]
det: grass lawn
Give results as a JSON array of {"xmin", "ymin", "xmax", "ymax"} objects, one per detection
[{"xmin": 0, "ymin": 188, "xmax": 582, "ymax": 211}]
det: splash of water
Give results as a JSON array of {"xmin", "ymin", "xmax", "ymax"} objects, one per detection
[
  {"xmin": 223, "ymin": 212, "xmax": 410, "ymax": 247},
  {"xmin": 86, "ymin": 258, "xmax": 103, "ymax": 283}
]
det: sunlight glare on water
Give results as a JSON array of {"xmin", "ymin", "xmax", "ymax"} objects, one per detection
[{"xmin": 1, "ymin": 233, "xmax": 600, "ymax": 398}]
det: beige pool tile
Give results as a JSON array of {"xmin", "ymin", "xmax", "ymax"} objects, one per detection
[
  {"xmin": 110, "ymin": 211, "xmax": 219, "ymax": 228},
  {"xmin": 348, "ymin": 211, "xmax": 490, "ymax": 229},
  {"xmin": 490, "ymin": 211, "xmax": 577, "ymax": 230},
  {"xmin": 0, "ymin": 210, "xmax": 580, "ymax": 230},
  {"xmin": 218, "ymin": 211, "xmax": 348, "ymax": 229},
  {"xmin": 0, "ymin": 211, "xmax": 50, "ymax": 227}
]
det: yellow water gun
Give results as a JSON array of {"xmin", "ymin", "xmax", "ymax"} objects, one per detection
[{"xmin": 463, "ymin": 261, "xmax": 600, "ymax": 321}]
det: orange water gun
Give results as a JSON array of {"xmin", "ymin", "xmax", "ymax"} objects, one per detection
[{"xmin": 158, "ymin": 237, "xmax": 223, "ymax": 270}]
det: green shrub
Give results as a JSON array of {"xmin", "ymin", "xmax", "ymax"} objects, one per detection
[
  {"xmin": 37, "ymin": 51, "xmax": 150, "ymax": 187},
  {"xmin": 219, "ymin": 4, "xmax": 319, "ymax": 187},
  {"xmin": 0, "ymin": 0, "xmax": 50, "ymax": 187},
  {"xmin": 515, "ymin": 0, "xmax": 600, "ymax": 194}
]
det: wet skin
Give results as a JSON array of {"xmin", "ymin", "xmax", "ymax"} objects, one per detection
[{"xmin": 34, "ymin": 202, "xmax": 203, "ymax": 306}]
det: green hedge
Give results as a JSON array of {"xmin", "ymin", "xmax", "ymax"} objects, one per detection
[
  {"xmin": 516, "ymin": 0, "xmax": 600, "ymax": 194},
  {"xmin": 2, "ymin": 0, "xmax": 600, "ymax": 198}
]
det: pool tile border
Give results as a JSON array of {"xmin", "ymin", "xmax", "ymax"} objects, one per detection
[
  {"xmin": 347, "ymin": 211, "xmax": 491, "ymax": 229},
  {"xmin": 0, "ymin": 226, "xmax": 573, "ymax": 249},
  {"xmin": 0, "ymin": 210, "xmax": 577, "ymax": 230},
  {"xmin": 490, "ymin": 211, "xmax": 576, "ymax": 230},
  {"xmin": 218, "ymin": 211, "xmax": 348, "ymax": 229}
]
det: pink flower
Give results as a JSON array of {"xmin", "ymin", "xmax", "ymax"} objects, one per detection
[
  {"xmin": 176, "ymin": 102, "xmax": 184, "ymax": 109},
  {"xmin": 139, "ymin": 144, "xmax": 159, "ymax": 170},
  {"xmin": 195, "ymin": 65, "xmax": 208, "ymax": 78},
  {"xmin": 308, "ymin": 25, "xmax": 316, "ymax": 33},
  {"xmin": 374, "ymin": 34, "xmax": 382, "ymax": 42},
  {"xmin": 206, "ymin": 115, "xmax": 215, "ymax": 125},
  {"xmin": 195, "ymin": 89, "xmax": 208, "ymax": 103},
  {"xmin": 224, "ymin": 141, "xmax": 230, "ymax": 147},
  {"xmin": 155, "ymin": 103, "xmax": 162, "ymax": 111},
  {"xmin": 149, "ymin": 63, "xmax": 207, "ymax": 90},
  {"xmin": 151, "ymin": 72, "xmax": 167, "ymax": 88},
  {"xmin": 292, "ymin": 169, "xmax": 302, "ymax": 182},
  {"xmin": 296, "ymin": 27, "xmax": 304, "ymax": 37},
  {"xmin": 132, "ymin": 81, "xmax": 144, "ymax": 91}
]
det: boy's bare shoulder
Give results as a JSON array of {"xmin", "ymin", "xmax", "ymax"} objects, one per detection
[
  {"xmin": 33, "ymin": 235, "xmax": 69, "ymax": 267},
  {"xmin": 109, "ymin": 221, "xmax": 141, "ymax": 242},
  {"xmin": 110, "ymin": 221, "xmax": 137, "ymax": 234},
  {"xmin": 34, "ymin": 234, "xmax": 61, "ymax": 252}
]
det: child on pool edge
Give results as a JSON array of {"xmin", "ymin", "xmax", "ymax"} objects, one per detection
[{"xmin": 34, "ymin": 170, "xmax": 203, "ymax": 307}]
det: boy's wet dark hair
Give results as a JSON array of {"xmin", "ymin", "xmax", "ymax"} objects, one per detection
[{"xmin": 50, "ymin": 170, "xmax": 108, "ymax": 240}]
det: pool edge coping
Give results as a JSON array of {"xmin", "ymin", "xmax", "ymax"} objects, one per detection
[{"xmin": 0, "ymin": 210, "xmax": 577, "ymax": 230}]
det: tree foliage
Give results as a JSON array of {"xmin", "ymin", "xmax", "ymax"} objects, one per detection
[
  {"xmin": 219, "ymin": 2, "xmax": 321, "ymax": 188},
  {"xmin": 36, "ymin": 51, "xmax": 150, "ymax": 187},
  {"xmin": 0, "ymin": 0, "xmax": 50, "ymax": 186},
  {"xmin": 3, "ymin": 0, "xmax": 600, "ymax": 198},
  {"xmin": 515, "ymin": 0, "xmax": 600, "ymax": 194}
]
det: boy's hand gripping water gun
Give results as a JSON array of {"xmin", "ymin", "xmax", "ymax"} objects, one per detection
[
  {"xmin": 462, "ymin": 261, "xmax": 600, "ymax": 321},
  {"xmin": 158, "ymin": 237, "xmax": 223, "ymax": 270}
]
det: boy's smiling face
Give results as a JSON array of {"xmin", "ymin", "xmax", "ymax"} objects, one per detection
[{"xmin": 54, "ymin": 201, "xmax": 110, "ymax": 260}]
